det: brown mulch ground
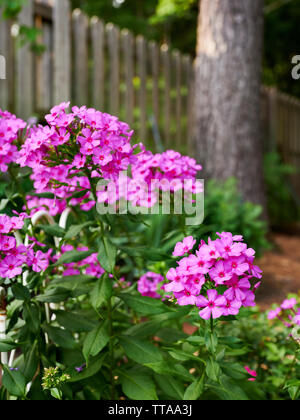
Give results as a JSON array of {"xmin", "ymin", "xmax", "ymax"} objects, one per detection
[{"xmin": 256, "ymin": 233, "xmax": 300, "ymax": 310}]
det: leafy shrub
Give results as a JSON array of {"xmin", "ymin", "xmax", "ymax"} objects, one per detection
[
  {"xmin": 220, "ymin": 294, "xmax": 300, "ymax": 400},
  {"xmin": 264, "ymin": 152, "xmax": 299, "ymax": 229}
]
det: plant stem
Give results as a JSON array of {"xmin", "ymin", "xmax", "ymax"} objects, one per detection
[
  {"xmin": 210, "ymin": 316, "xmax": 214, "ymax": 334},
  {"xmin": 107, "ymin": 297, "xmax": 115, "ymax": 400}
]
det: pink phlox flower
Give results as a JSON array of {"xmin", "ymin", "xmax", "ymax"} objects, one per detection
[
  {"xmin": 241, "ymin": 290, "xmax": 256, "ymax": 307},
  {"xmin": 244, "ymin": 366, "xmax": 257, "ymax": 381},
  {"xmin": 225, "ymin": 256, "xmax": 249, "ymax": 276},
  {"xmin": 174, "ymin": 287, "xmax": 197, "ymax": 306},
  {"xmin": 0, "ymin": 235, "xmax": 16, "ymax": 251},
  {"xmin": 138, "ymin": 272, "xmax": 164, "ymax": 299},
  {"xmin": 221, "ymin": 290, "xmax": 242, "ymax": 316},
  {"xmin": 31, "ymin": 250, "xmax": 49, "ymax": 272},
  {"xmin": 188, "ymin": 253, "xmax": 212, "ymax": 275},
  {"xmin": 0, "ymin": 256, "xmax": 23, "ymax": 278},
  {"xmin": 281, "ymin": 298, "xmax": 297, "ymax": 310},
  {"xmin": 209, "ymin": 260, "xmax": 232, "ymax": 285},
  {"xmin": 196, "ymin": 289, "xmax": 226, "ymax": 320},
  {"xmin": 225, "ymin": 276, "xmax": 251, "ymax": 301}
]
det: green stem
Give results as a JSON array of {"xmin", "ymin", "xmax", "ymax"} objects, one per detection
[
  {"xmin": 210, "ymin": 316, "xmax": 214, "ymax": 334},
  {"xmin": 107, "ymin": 297, "xmax": 115, "ymax": 400}
]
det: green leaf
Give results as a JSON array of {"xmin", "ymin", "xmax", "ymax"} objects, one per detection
[
  {"xmin": 218, "ymin": 376, "xmax": 249, "ymax": 400},
  {"xmin": 156, "ymin": 328, "xmax": 187, "ymax": 343},
  {"xmin": 288, "ymin": 386, "xmax": 300, "ymax": 401},
  {"xmin": 54, "ymin": 250, "xmax": 95, "ymax": 267},
  {"xmin": 120, "ymin": 294, "xmax": 168, "ymax": 315},
  {"xmin": 11, "ymin": 284, "xmax": 31, "ymax": 301},
  {"xmin": 55, "ymin": 311, "xmax": 97, "ymax": 333},
  {"xmin": 69, "ymin": 354, "xmax": 106, "ymax": 383},
  {"xmin": 50, "ymin": 388, "xmax": 62, "ymax": 400},
  {"xmin": 23, "ymin": 302, "xmax": 40, "ymax": 333},
  {"xmin": 221, "ymin": 362, "xmax": 247, "ymax": 380},
  {"xmin": 97, "ymin": 237, "xmax": 117, "ymax": 273},
  {"xmin": 2, "ymin": 365, "xmax": 26, "ymax": 398},
  {"xmin": 144, "ymin": 362, "xmax": 193, "ymax": 382},
  {"xmin": 37, "ymin": 224, "xmax": 65, "ymax": 238},
  {"xmin": 206, "ymin": 358, "xmax": 221, "ymax": 382},
  {"xmin": 155, "ymin": 375, "xmax": 184, "ymax": 400},
  {"xmin": 90, "ymin": 275, "xmax": 113, "ymax": 310},
  {"xmin": 121, "ymin": 245, "xmax": 172, "ymax": 262},
  {"xmin": 36, "ymin": 288, "xmax": 71, "ymax": 303},
  {"xmin": 0, "ymin": 339, "xmax": 19, "ymax": 352},
  {"xmin": 119, "ymin": 335, "xmax": 163, "ymax": 364},
  {"xmin": 65, "ymin": 222, "xmax": 94, "ymax": 240},
  {"xmin": 83, "ymin": 322, "xmax": 109, "ymax": 363},
  {"xmin": 183, "ymin": 376, "xmax": 205, "ymax": 400},
  {"xmin": 51, "ymin": 275, "xmax": 94, "ymax": 289},
  {"xmin": 43, "ymin": 325, "xmax": 76, "ymax": 349},
  {"xmin": 125, "ymin": 321, "xmax": 161, "ymax": 338},
  {"xmin": 205, "ymin": 330, "xmax": 218, "ymax": 354},
  {"xmin": 168, "ymin": 348, "xmax": 205, "ymax": 364},
  {"xmin": 120, "ymin": 370, "xmax": 158, "ymax": 400},
  {"xmin": 23, "ymin": 341, "xmax": 39, "ymax": 382}
]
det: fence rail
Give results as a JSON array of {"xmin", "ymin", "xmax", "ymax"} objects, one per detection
[{"xmin": 0, "ymin": 0, "xmax": 299, "ymax": 194}]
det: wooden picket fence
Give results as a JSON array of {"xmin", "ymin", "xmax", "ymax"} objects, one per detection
[
  {"xmin": 261, "ymin": 86, "xmax": 300, "ymax": 196},
  {"xmin": 0, "ymin": 0, "xmax": 299, "ymax": 194},
  {"xmin": 0, "ymin": 0, "xmax": 194, "ymax": 154}
]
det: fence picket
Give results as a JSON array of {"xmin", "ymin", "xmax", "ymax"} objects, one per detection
[
  {"xmin": 149, "ymin": 41, "xmax": 159, "ymax": 134},
  {"xmin": 137, "ymin": 35, "xmax": 147, "ymax": 142},
  {"xmin": 36, "ymin": 18, "xmax": 52, "ymax": 111},
  {"xmin": 73, "ymin": 9, "xmax": 89, "ymax": 106},
  {"xmin": 107, "ymin": 23, "xmax": 120, "ymax": 116},
  {"xmin": 16, "ymin": 0, "xmax": 34, "ymax": 119},
  {"xmin": 161, "ymin": 44, "xmax": 171, "ymax": 147},
  {"xmin": 91, "ymin": 17, "xmax": 105, "ymax": 111},
  {"xmin": 53, "ymin": 0, "xmax": 71, "ymax": 106},
  {"xmin": 121, "ymin": 29, "xmax": 134, "ymax": 128},
  {"xmin": 174, "ymin": 50, "xmax": 182, "ymax": 149}
]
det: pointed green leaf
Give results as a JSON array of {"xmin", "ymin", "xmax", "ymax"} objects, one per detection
[
  {"xmin": 2, "ymin": 365, "xmax": 26, "ymax": 398},
  {"xmin": 83, "ymin": 322, "xmax": 109, "ymax": 363},
  {"xmin": 97, "ymin": 237, "xmax": 117, "ymax": 273},
  {"xmin": 119, "ymin": 335, "xmax": 163, "ymax": 364},
  {"xmin": 90, "ymin": 275, "xmax": 113, "ymax": 310}
]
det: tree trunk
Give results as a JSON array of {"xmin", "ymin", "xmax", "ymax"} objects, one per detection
[{"xmin": 194, "ymin": 0, "xmax": 266, "ymax": 210}]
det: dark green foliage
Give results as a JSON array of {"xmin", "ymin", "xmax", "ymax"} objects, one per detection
[{"xmin": 264, "ymin": 152, "xmax": 300, "ymax": 229}]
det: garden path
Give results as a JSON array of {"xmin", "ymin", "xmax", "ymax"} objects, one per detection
[{"xmin": 256, "ymin": 233, "xmax": 300, "ymax": 310}]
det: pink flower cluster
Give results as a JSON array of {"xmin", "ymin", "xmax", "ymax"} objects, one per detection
[
  {"xmin": 131, "ymin": 150, "xmax": 203, "ymax": 195},
  {"xmin": 268, "ymin": 296, "xmax": 300, "ymax": 327},
  {"xmin": 97, "ymin": 149, "xmax": 203, "ymax": 210},
  {"xmin": 17, "ymin": 103, "xmax": 136, "ymax": 214},
  {"xmin": 165, "ymin": 232, "xmax": 263, "ymax": 320},
  {"xmin": 0, "ymin": 213, "xmax": 49, "ymax": 278},
  {"xmin": 138, "ymin": 272, "xmax": 165, "ymax": 299},
  {"xmin": 0, "ymin": 110, "xmax": 26, "ymax": 172}
]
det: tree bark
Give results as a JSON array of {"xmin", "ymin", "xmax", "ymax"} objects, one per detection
[{"xmin": 194, "ymin": 0, "xmax": 266, "ymax": 210}]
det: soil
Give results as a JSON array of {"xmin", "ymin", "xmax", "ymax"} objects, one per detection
[{"xmin": 256, "ymin": 233, "xmax": 300, "ymax": 310}]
